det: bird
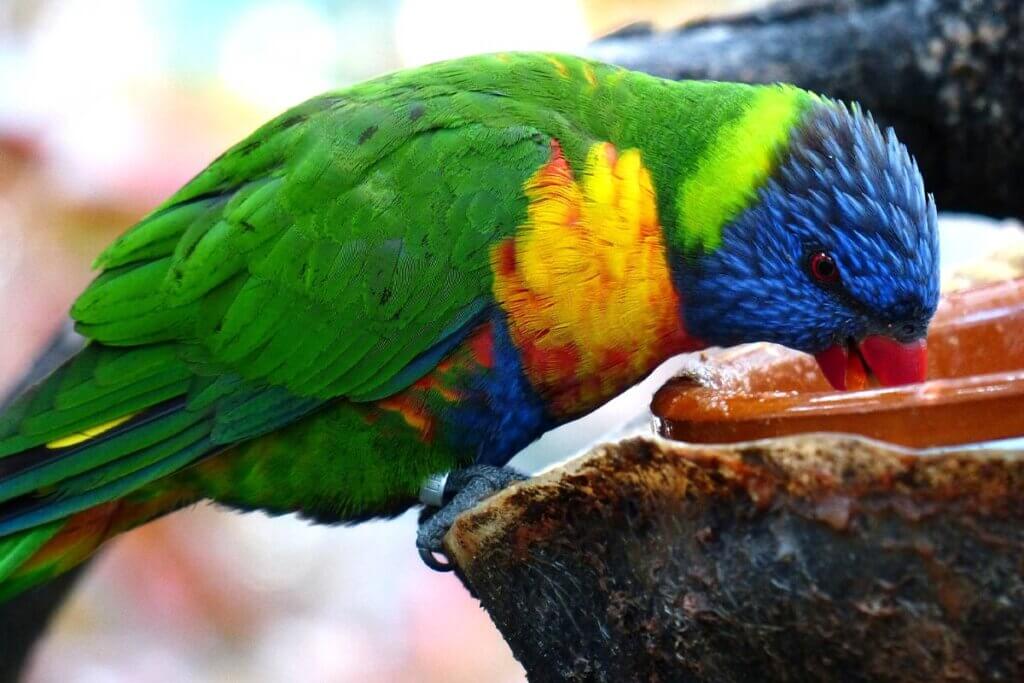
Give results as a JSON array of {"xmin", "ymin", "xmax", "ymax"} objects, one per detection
[{"xmin": 0, "ymin": 52, "xmax": 938, "ymax": 597}]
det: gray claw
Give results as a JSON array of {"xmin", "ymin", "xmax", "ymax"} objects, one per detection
[
  {"xmin": 418, "ymin": 546, "xmax": 453, "ymax": 572},
  {"xmin": 416, "ymin": 465, "xmax": 527, "ymax": 572}
]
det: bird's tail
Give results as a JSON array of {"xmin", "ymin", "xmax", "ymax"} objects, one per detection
[
  {"xmin": 0, "ymin": 343, "xmax": 215, "ymax": 602},
  {"xmin": 0, "ymin": 488, "xmax": 195, "ymax": 600}
]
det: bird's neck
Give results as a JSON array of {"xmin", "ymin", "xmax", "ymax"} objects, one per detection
[{"xmin": 496, "ymin": 56, "xmax": 820, "ymax": 255}]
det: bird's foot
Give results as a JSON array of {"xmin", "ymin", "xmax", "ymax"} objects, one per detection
[{"xmin": 417, "ymin": 465, "xmax": 526, "ymax": 572}]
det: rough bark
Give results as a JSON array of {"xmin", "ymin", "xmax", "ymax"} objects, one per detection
[
  {"xmin": 0, "ymin": 323, "xmax": 85, "ymax": 683},
  {"xmin": 447, "ymin": 436, "xmax": 1024, "ymax": 682},
  {"xmin": 588, "ymin": 0, "xmax": 1024, "ymax": 219}
]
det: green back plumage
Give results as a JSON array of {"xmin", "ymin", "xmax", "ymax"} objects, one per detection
[
  {"xmin": 73, "ymin": 53, "xmax": 819, "ymax": 404},
  {"xmin": 76, "ymin": 79, "xmax": 550, "ymax": 401}
]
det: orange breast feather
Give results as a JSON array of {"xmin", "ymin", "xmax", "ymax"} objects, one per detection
[{"xmin": 492, "ymin": 141, "xmax": 695, "ymax": 416}]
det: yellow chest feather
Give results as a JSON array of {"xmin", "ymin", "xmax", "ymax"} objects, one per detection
[{"xmin": 492, "ymin": 141, "xmax": 695, "ymax": 416}]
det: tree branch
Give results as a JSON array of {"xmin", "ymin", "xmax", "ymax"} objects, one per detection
[
  {"xmin": 447, "ymin": 436, "xmax": 1024, "ymax": 682},
  {"xmin": 589, "ymin": 0, "xmax": 1024, "ymax": 218}
]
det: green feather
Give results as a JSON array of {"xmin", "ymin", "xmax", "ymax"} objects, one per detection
[{"xmin": 0, "ymin": 523, "xmax": 61, "ymax": 583}]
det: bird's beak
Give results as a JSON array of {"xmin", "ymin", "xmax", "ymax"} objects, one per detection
[{"xmin": 813, "ymin": 336, "xmax": 927, "ymax": 391}]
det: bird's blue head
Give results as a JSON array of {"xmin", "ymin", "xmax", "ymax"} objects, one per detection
[{"xmin": 677, "ymin": 102, "xmax": 940, "ymax": 389}]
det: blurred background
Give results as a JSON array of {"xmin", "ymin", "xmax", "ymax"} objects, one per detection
[
  {"xmin": 0, "ymin": 1, "xmax": 1016, "ymax": 682},
  {"xmin": 0, "ymin": 1, "xmax": 764, "ymax": 682}
]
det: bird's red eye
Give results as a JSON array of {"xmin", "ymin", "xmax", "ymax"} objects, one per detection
[{"xmin": 809, "ymin": 251, "xmax": 839, "ymax": 284}]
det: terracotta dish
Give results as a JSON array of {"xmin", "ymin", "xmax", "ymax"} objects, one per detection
[{"xmin": 652, "ymin": 278, "xmax": 1024, "ymax": 448}]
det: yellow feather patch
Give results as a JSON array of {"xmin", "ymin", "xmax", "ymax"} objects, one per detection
[
  {"xmin": 46, "ymin": 414, "xmax": 136, "ymax": 449},
  {"xmin": 544, "ymin": 55, "xmax": 569, "ymax": 78},
  {"xmin": 492, "ymin": 142, "xmax": 696, "ymax": 416},
  {"xmin": 678, "ymin": 85, "xmax": 813, "ymax": 251}
]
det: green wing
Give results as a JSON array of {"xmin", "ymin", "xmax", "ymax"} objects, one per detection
[
  {"xmin": 75, "ymin": 91, "xmax": 550, "ymax": 400},
  {"xmin": 0, "ymin": 77, "xmax": 558, "ymax": 535}
]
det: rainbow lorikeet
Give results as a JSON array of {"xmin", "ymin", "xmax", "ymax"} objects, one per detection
[{"xmin": 0, "ymin": 52, "xmax": 937, "ymax": 595}]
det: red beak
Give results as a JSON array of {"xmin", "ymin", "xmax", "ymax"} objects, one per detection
[{"xmin": 814, "ymin": 336, "xmax": 927, "ymax": 391}]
